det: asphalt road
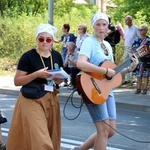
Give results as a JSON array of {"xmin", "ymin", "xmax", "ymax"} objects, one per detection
[{"xmin": 1, "ymin": 93, "xmax": 150, "ymax": 150}]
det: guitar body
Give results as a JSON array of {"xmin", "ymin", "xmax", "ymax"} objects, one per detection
[
  {"xmin": 76, "ymin": 61, "xmax": 122, "ymax": 105},
  {"xmin": 76, "ymin": 45, "xmax": 149, "ymax": 105}
]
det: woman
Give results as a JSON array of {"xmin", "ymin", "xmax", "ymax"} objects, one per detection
[
  {"xmin": 73, "ymin": 12, "xmax": 138, "ymax": 150},
  {"xmin": 54, "ymin": 23, "xmax": 77, "ymax": 62},
  {"xmin": 7, "ymin": 23, "xmax": 63, "ymax": 150},
  {"xmin": 76, "ymin": 24, "xmax": 89, "ymax": 51},
  {"xmin": 132, "ymin": 24, "xmax": 150, "ymax": 94},
  {"xmin": 54, "ymin": 24, "xmax": 76, "ymax": 86}
]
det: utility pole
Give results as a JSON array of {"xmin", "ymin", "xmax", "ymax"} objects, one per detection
[
  {"xmin": 96, "ymin": 0, "xmax": 104, "ymax": 12},
  {"xmin": 48, "ymin": 0, "xmax": 54, "ymax": 25},
  {"xmin": 101, "ymin": 0, "xmax": 104, "ymax": 12},
  {"xmin": 97, "ymin": 0, "xmax": 101, "ymax": 11}
]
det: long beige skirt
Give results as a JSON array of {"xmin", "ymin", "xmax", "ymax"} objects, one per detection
[{"xmin": 6, "ymin": 90, "xmax": 61, "ymax": 150}]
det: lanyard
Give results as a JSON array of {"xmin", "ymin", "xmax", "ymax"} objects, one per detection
[{"xmin": 37, "ymin": 49, "xmax": 53, "ymax": 70}]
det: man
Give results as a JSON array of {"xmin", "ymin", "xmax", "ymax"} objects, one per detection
[
  {"xmin": 63, "ymin": 42, "xmax": 80, "ymax": 90},
  {"xmin": 122, "ymin": 15, "xmax": 139, "ymax": 85}
]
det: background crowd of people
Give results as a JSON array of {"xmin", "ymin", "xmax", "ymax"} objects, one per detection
[
  {"xmin": 54, "ymin": 23, "xmax": 89, "ymax": 90},
  {"xmin": 53, "ymin": 15, "xmax": 150, "ymax": 95}
]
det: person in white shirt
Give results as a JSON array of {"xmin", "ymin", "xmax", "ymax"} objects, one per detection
[
  {"xmin": 122, "ymin": 15, "xmax": 139, "ymax": 85},
  {"xmin": 76, "ymin": 24, "xmax": 89, "ymax": 51}
]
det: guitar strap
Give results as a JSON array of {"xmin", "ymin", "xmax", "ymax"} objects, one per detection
[
  {"xmin": 140, "ymin": 37, "xmax": 148, "ymax": 46},
  {"xmin": 101, "ymin": 42, "xmax": 113, "ymax": 61}
]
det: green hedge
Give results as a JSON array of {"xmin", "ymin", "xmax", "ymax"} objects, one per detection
[{"xmin": 0, "ymin": 9, "xmax": 126, "ymax": 72}]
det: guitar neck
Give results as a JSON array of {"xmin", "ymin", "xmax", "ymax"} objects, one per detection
[
  {"xmin": 114, "ymin": 45, "xmax": 145, "ymax": 74},
  {"xmin": 114, "ymin": 57, "xmax": 131, "ymax": 74}
]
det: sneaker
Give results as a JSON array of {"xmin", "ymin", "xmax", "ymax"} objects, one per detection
[
  {"xmin": 0, "ymin": 142, "xmax": 6, "ymax": 150},
  {"xmin": 135, "ymin": 89, "xmax": 141, "ymax": 94},
  {"xmin": 71, "ymin": 146, "xmax": 79, "ymax": 150},
  {"xmin": 132, "ymin": 81, "xmax": 137, "ymax": 86},
  {"xmin": 141, "ymin": 89, "xmax": 147, "ymax": 95}
]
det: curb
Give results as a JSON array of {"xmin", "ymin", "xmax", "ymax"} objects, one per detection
[{"xmin": 0, "ymin": 88, "xmax": 150, "ymax": 112}]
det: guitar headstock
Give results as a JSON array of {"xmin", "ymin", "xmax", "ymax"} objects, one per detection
[{"xmin": 136, "ymin": 45, "xmax": 150, "ymax": 58}]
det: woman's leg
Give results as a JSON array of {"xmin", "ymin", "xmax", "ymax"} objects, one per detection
[
  {"xmin": 137, "ymin": 77, "xmax": 142, "ymax": 89},
  {"xmin": 141, "ymin": 77, "xmax": 149, "ymax": 94},
  {"xmin": 135, "ymin": 77, "xmax": 142, "ymax": 94},
  {"xmin": 78, "ymin": 93, "xmax": 116, "ymax": 150},
  {"xmin": 79, "ymin": 120, "xmax": 116, "ymax": 150},
  {"xmin": 143, "ymin": 77, "xmax": 149, "ymax": 90}
]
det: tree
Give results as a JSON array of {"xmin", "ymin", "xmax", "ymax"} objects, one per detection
[
  {"xmin": 110, "ymin": 0, "xmax": 150, "ymax": 24},
  {"xmin": 0, "ymin": 0, "xmax": 48, "ymax": 17}
]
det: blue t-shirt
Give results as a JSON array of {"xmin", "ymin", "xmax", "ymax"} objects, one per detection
[
  {"xmin": 79, "ymin": 35, "xmax": 114, "ymax": 96},
  {"xmin": 79, "ymin": 35, "xmax": 114, "ymax": 65}
]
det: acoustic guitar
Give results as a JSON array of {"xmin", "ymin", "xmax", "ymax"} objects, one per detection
[{"xmin": 76, "ymin": 45, "xmax": 149, "ymax": 105}]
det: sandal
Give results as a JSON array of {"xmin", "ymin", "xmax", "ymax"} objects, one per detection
[
  {"xmin": 135, "ymin": 89, "xmax": 141, "ymax": 94},
  {"xmin": 141, "ymin": 89, "xmax": 147, "ymax": 95},
  {"xmin": 0, "ymin": 142, "xmax": 6, "ymax": 150}
]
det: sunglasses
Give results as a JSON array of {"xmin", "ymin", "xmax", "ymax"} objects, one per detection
[
  {"xmin": 101, "ymin": 43, "xmax": 109, "ymax": 56},
  {"xmin": 38, "ymin": 37, "xmax": 52, "ymax": 43},
  {"xmin": 78, "ymin": 28, "xmax": 82, "ymax": 30}
]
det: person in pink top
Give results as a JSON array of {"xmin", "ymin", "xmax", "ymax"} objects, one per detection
[{"xmin": 76, "ymin": 24, "xmax": 89, "ymax": 51}]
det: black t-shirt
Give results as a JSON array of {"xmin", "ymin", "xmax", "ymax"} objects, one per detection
[{"xmin": 17, "ymin": 48, "xmax": 63, "ymax": 84}]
